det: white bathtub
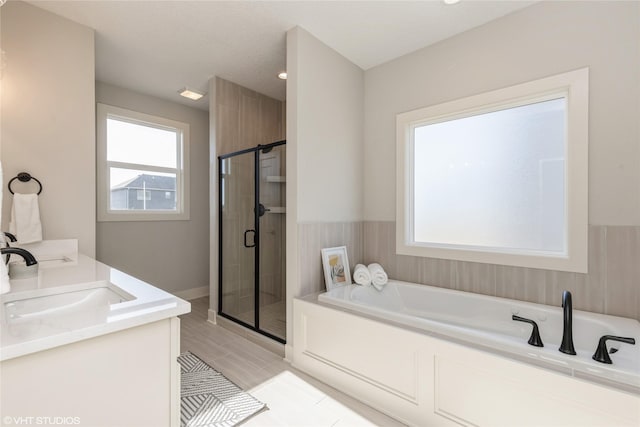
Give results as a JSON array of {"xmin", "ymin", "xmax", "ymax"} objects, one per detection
[{"xmin": 318, "ymin": 280, "xmax": 640, "ymax": 390}]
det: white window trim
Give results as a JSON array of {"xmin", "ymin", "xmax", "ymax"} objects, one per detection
[
  {"xmin": 396, "ymin": 68, "xmax": 588, "ymax": 273},
  {"xmin": 97, "ymin": 103, "xmax": 191, "ymax": 221}
]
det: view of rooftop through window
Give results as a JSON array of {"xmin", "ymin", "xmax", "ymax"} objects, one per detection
[
  {"xmin": 106, "ymin": 117, "xmax": 179, "ymax": 211},
  {"xmin": 97, "ymin": 103, "xmax": 190, "ymax": 220}
]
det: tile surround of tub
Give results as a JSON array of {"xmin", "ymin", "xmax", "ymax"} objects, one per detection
[
  {"xmin": 297, "ymin": 221, "xmax": 639, "ymax": 321},
  {"xmin": 298, "ymin": 222, "xmax": 363, "ymax": 296},
  {"xmin": 363, "ymin": 221, "xmax": 640, "ymax": 321},
  {"xmin": 605, "ymin": 226, "xmax": 640, "ymax": 319}
]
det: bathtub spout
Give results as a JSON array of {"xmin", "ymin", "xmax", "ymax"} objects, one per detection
[{"xmin": 559, "ymin": 290, "xmax": 576, "ymax": 355}]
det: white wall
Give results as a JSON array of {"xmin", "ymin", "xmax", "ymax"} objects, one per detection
[
  {"xmin": 364, "ymin": 1, "xmax": 640, "ymax": 226},
  {"xmin": 286, "ymin": 26, "xmax": 364, "ymax": 355},
  {"xmin": 291, "ymin": 27, "xmax": 364, "ymax": 223},
  {"xmin": 208, "ymin": 76, "xmax": 218, "ymax": 316},
  {"xmin": 285, "ymin": 30, "xmax": 299, "ymax": 357},
  {"xmin": 95, "ymin": 82, "xmax": 210, "ymax": 296},
  {"xmin": 0, "ymin": 1, "xmax": 96, "ymax": 255}
]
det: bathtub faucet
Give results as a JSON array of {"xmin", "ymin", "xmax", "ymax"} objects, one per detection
[{"xmin": 559, "ymin": 290, "xmax": 576, "ymax": 355}]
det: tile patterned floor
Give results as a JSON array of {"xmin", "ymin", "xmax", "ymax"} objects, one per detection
[{"xmin": 180, "ymin": 297, "xmax": 406, "ymax": 426}]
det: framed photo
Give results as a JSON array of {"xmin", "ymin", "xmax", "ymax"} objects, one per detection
[{"xmin": 321, "ymin": 246, "xmax": 352, "ymax": 291}]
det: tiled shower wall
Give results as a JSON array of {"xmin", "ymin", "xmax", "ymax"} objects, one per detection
[{"xmin": 299, "ymin": 221, "xmax": 640, "ymax": 321}]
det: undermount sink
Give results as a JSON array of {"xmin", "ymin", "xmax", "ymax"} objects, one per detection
[
  {"xmin": 5, "ymin": 286, "xmax": 131, "ymax": 319},
  {"xmin": 2, "ymin": 283, "xmax": 136, "ymax": 337}
]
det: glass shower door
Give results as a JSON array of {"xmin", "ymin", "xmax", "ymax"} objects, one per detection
[
  {"xmin": 219, "ymin": 151, "xmax": 256, "ymax": 328},
  {"xmin": 257, "ymin": 144, "xmax": 286, "ymax": 341},
  {"xmin": 218, "ymin": 140, "xmax": 286, "ymax": 344}
]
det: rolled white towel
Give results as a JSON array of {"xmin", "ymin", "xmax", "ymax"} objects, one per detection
[
  {"xmin": 368, "ymin": 263, "xmax": 388, "ymax": 291},
  {"xmin": 353, "ymin": 263, "xmax": 372, "ymax": 286}
]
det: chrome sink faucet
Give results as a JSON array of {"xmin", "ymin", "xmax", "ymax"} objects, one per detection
[{"xmin": 559, "ymin": 290, "xmax": 576, "ymax": 355}]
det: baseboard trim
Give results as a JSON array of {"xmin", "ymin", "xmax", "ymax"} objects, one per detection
[
  {"xmin": 173, "ymin": 286, "xmax": 209, "ymax": 301},
  {"xmin": 207, "ymin": 309, "xmax": 217, "ymax": 325},
  {"xmin": 285, "ymin": 344, "xmax": 294, "ymax": 363}
]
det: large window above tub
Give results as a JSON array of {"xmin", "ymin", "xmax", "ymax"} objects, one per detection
[
  {"xmin": 97, "ymin": 104, "xmax": 190, "ymax": 221},
  {"xmin": 396, "ymin": 69, "xmax": 588, "ymax": 273}
]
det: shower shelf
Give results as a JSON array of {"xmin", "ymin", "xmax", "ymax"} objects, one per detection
[
  {"xmin": 266, "ymin": 176, "xmax": 286, "ymax": 183},
  {"xmin": 266, "ymin": 207, "xmax": 286, "ymax": 214}
]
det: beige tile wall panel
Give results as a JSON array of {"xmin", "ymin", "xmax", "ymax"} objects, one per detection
[
  {"xmin": 216, "ymin": 78, "xmax": 284, "ymax": 156},
  {"xmin": 360, "ymin": 221, "xmax": 640, "ymax": 321}
]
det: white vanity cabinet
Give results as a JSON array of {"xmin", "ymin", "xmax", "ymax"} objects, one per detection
[
  {"xmin": 1, "ymin": 317, "xmax": 182, "ymax": 427},
  {"xmin": 0, "ymin": 254, "xmax": 189, "ymax": 427}
]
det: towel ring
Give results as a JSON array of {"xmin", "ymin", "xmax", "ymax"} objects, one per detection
[{"xmin": 8, "ymin": 172, "xmax": 43, "ymax": 195}]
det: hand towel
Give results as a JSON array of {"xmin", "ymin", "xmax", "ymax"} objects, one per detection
[
  {"xmin": 9, "ymin": 193, "xmax": 43, "ymax": 244},
  {"xmin": 353, "ymin": 263, "xmax": 372, "ymax": 286},
  {"xmin": 0, "ymin": 254, "xmax": 9, "ymax": 295},
  {"xmin": 368, "ymin": 263, "xmax": 388, "ymax": 291}
]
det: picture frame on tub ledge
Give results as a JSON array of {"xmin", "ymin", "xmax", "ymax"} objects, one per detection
[{"xmin": 321, "ymin": 246, "xmax": 352, "ymax": 291}]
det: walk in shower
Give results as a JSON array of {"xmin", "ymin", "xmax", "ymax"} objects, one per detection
[{"xmin": 218, "ymin": 141, "xmax": 286, "ymax": 343}]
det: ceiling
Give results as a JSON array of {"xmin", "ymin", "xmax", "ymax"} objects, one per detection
[{"xmin": 27, "ymin": 0, "xmax": 536, "ymax": 110}]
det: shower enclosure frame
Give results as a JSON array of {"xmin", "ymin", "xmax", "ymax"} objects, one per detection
[{"xmin": 217, "ymin": 140, "xmax": 286, "ymax": 344}]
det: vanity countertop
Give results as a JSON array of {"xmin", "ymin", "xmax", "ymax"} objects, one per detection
[{"xmin": 0, "ymin": 254, "xmax": 191, "ymax": 361}]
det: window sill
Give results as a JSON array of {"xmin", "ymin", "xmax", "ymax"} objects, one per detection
[{"xmin": 98, "ymin": 211, "xmax": 190, "ymax": 222}]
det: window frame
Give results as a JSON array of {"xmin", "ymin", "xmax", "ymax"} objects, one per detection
[
  {"xmin": 97, "ymin": 103, "xmax": 190, "ymax": 221},
  {"xmin": 396, "ymin": 68, "xmax": 588, "ymax": 273}
]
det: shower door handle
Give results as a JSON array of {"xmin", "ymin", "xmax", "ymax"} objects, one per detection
[{"xmin": 243, "ymin": 229, "xmax": 256, "ymax": 248}]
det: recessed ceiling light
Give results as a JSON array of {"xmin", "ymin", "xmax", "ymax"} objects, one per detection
[
  {"xmin": 278, "ymin": 72, "xmax": 287, "ymax": 80},
  {"xmin": 443, "ymin": 0, "xmax": 461, "ymax": 4},
  {"xmin": 178, "ymin": 87, "xmax": 205, "ymax": 101}
]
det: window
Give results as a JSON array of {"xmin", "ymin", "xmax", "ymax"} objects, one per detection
[
  {"xmin": 396, "ymin": 68, "xmax": 588, "ymax": 272},
  {"xmin": 97, "ymin": 104, "xmax": 190, "ymax": 221},
  {"xmin": 136, "ymin": 190, "xmax": 151, "ymax": 201}
]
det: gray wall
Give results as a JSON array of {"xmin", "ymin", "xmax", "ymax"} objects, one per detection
[
  {"xmin": 359, "ymin": 1, "xmax": 640, "ymax": 319},
  {"xmin": 364, "ymin": 1, "xmax": 640, "ymax": 225},
  {"xmin": 96, "ymin": 81, "xmax": 209, "ymax": 295},
  {"xmin": 1, "ymin": 1, "xmax": 96, "ymax": 256}
]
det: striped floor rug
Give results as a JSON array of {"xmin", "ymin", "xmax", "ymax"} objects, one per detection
[{"xmin": 178, "ymin": 351, "xmax": 266, "ymax": 427}]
